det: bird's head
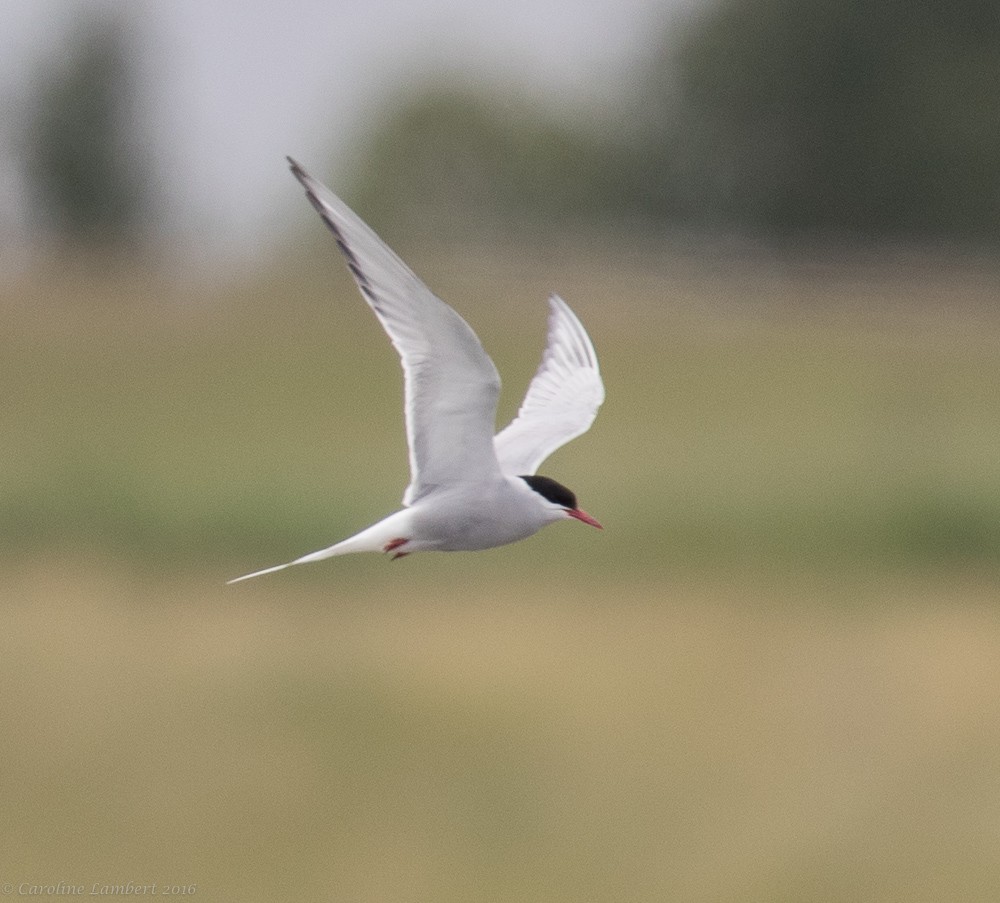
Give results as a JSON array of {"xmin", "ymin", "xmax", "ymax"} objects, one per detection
[{"xmin": 520, "ymin": 475, "xmax": 602, "ymax": 529}]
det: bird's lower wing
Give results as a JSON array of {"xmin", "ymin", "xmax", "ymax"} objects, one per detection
[{"xmin": 494, "ymin": 295, "xmax": 604, "ymax": 476}]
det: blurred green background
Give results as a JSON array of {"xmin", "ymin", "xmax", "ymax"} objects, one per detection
[{"xmin": 4, "ymin": 2, "xmax": 1000, "ymax": 901}]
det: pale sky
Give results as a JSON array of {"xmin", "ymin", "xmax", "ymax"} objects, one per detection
[{"xmin": 2, "ymin": 0, "xmax": 696, "ymax": 269}]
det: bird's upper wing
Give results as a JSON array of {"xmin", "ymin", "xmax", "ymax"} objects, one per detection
[
  {"xmin": 493, "ymin": 295, "xmax": 604, "ymax": 476},
  {"xmin": 288, "ymin": 158, "xmax": 503, "ymax": 505}
]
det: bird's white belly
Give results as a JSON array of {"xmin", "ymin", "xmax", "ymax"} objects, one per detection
[{"xmin": 412, "ymin": 484, "xmax": 548, "ymax": 552}]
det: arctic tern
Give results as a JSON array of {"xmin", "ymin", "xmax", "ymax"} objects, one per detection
[{"xmin": 228, "ymin": 159, "xmax": 604, "ymax": 583}]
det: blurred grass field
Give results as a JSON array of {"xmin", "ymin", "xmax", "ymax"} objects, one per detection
[{"xmin": 3, "ymin": 242, "xmax": 1000, "ymax": 900}]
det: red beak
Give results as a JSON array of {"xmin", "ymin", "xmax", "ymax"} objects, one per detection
[{"xmin": 567, "ymin": 508, "xmax": 603, "ymax": 529}]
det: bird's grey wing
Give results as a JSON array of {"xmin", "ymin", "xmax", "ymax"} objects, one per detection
[
  {"xmin": 288, "ymin": 158, "xmax": 502, "ymax": 505},
  {"xmin": 493, "ymin": 295, "xmax": 604, "ymax": 476}
]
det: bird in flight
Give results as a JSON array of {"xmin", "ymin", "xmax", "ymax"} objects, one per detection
[{"xmin": 228, "ymin": 158, "xmax": 604, "ymax": 583}]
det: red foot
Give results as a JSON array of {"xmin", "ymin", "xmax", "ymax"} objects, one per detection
[{"xmin": 383, "ymin": 537, "xmax": 410, "ymax": 560}]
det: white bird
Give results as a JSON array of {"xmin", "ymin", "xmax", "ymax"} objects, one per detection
[{"xmin": 228, "ymin": 159, "xmax": 604, "ymax": 584}]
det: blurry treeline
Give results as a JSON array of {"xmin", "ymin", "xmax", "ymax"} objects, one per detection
[
  {"xmin": 19, "ymin": 15, "xmax": 154, "ymax": 251},
  {"xmin": 17, "ymin": 0, "xmax": 1000, "ymax": 252},
  {"xmin": 354, "ymin": 0, "xmax": 1000, "ymax": 244},
  {"xmin": 657, "ymin": 0, "xmax": 1000, "ymax": 241}
]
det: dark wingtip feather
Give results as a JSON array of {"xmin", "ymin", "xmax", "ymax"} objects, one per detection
[{"xmin": 285, "ymin": 160, "xmax": 380, "ymax": 303}]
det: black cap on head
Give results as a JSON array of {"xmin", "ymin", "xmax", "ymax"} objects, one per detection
[{"xmin": 520, "ymin": 474, "xmax": 577, "ymax": 509}]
